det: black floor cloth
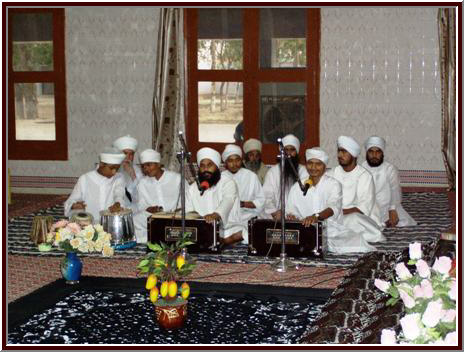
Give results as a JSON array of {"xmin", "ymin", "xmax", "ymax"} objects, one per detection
[{"xmin": 8, "ymin": 277, "xmax": 331, "ymax": 344}]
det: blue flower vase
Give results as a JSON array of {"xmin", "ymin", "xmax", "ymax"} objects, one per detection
[{"xmin": 60, "ymin": 252, "xmax": 82, "ymax": 284}]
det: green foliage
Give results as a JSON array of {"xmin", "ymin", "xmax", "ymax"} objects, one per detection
[{"xmin": 13, "ymin": 42, "xmax": 53, "ymax": 71}]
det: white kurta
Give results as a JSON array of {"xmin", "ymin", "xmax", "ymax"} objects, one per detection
[
  {"xmin": 362, "ymin": 160, "xmax": 417, "ymax": 227},
  {"xmin": 116, "ymin": 164, "xmax": 143, "ymax": 210},
  {"xmin": 262, "ymin": 163, "xmax": 309, "ymax": 219},
  {"xmin": 327, "ymin": 165, "xmax": 386, "ymax": 243},
  {"xmin": 133, "ymin": 170, "xmax": 183, "ymax": 243},
  {"xmin": 185, "ymin": 173, "xmax": 247, "ymax": 243},
  {"xmin": 222, "ymin": 168, "xmax": 265, "ymax": 225},
  {"xmin": 286, "ymin": 174, "xmax": 377, "ymax": 254},
  {"xmin": 64, "ymin": 170, "xmax": 125, "ymax": 222}
]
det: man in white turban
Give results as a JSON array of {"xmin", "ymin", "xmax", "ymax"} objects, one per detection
[
  {"xmin": 262, "ymin": 134, "xmax": 308, "ymax": 220},
  {"xmin": 185, "ymin": 147, "xmax": 246, "ymax": 247},
  {"xmin": 221, "ymin": 144, "xmax": 265, "ymax": 243},
  {"xmin": 112, "ymin": 135, "xmax": 143, "ymax": 209},
  {"xmin": 362, "ymin": 136, "xmax": 417, "ymax": 227},
  {"xmin": 326, "ymin": 136, "xmax": 386, "ymax": 244},
  {"xmin": 243, "ymin": 138, "xmax": 268, "ymax": 184},
  {"xmin": 64, "ymin": 147, "xmax": 126, "ymax": 221},
  {"xmin": 287, "ymin": 148, "xmax": 377, "ymax": 253},
  {"xmin": 133, "ymin": 149, "xmax": 185, "ymax": 243}
]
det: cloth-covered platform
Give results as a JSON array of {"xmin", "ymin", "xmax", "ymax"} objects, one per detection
[
  {"xmin": 8, "ymin": 277, "xmax": 331, "ymax": 344},
  {"xmin": 7, "ymin": 192, "xmax": 452, "ymax": 267}
]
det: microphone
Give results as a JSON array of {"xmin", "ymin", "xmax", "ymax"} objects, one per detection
[
  {"xmin": 200, "ymin": 181, "xmax": 210, "ymax": 196},
  {"xmin": 302, "ymin": 178, "xmax": 313, "ymax": 196}
]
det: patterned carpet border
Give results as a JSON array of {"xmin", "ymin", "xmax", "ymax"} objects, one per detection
[{"xmin": 7, "ymin": 193, "xmax": 452, "ymax": 267}]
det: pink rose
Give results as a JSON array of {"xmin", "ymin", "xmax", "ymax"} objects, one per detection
[
  {"xmin": 449, "ymin": 279, "xmax": 456, "ymax": 300},
  {"xmin": 380, "ymin": 329, "xmax": 396, "ymax": 344},
  {"xmin": 51, "ymin": 219, "xmax": 69, "ymax": 231},
  {"xmin": 412, "ymin": 285, "xmax": 424, "ymax": 298},
  {"xmin": 374, "ymin": 279, "xmax": 391, "ymax": 293},
  {"xmin": 400, "ymin": 313, "xmax": 421, "ymax": 341},
  {"xmin": 432, "ymin": 256, "xmax": 452, "ymax": 276},
  {"xmin": 66, "ymin": 222, "xmax": 82, "ymax": 234},
  {"xmin": 415, "ymin": 259, "xmax": 431, "ymax": 278},
  {"xmin": 444, "ymin": 331, "xmax": 457, "ymax": 345},
  {"xmin": 398, "ymin": 288, "xmax": 416, "ymax": 308},
  {"xmin": 441, "ymin": 309, "xmax": 456, "ymax": 323},
  {"xmin": 395, "ymin": 262, "xmax": 412, "ymax": 280},
  {"xmin": 421, "ymin": 300, "xmax": 442, "ymax": 327},
  {"xmin": 409, "ymin": 242, "xmax": 422, "ymax": 260},
  {"xmin": 420, "ymin": 279, "xmax": 434, "ymax": 298}
]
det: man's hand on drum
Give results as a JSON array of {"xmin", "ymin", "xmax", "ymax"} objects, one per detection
[
  {"xmin": 108, "ymin": 202, "xmax": 122, "ymax": 213},
  {"xmin": 302, "ymin": 214, "xmax": 318, "ymax": 227},
  {"xmin": 146, "ymin": 206, "xmax": 163, "ymax": 214},
  {"xmin": 286, "ymin": 213, "xmax": 297, "ymax": 221},
  {"xmin": 271, "ymin": 210, "xmax": 282, "ymax": 221},
  {"xmin": 71, "ymin": 201, "xmax": 86, "ymax": 210},
  {"xmin": 204, "ymin": 212, "xmax": 221, "ymax": 224}
]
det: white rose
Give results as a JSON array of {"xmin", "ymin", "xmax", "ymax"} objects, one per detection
[
  {"xmin": 400, "ymin": 313, "xmax": 421, "ymax": 341},
  {"xmin": 409, "ymin": 242, "xmax": 422, "ymax": 260},
  {"xmin": 380, "ymin": 329, "xmax": 396, "ymax": 344},
  {"xmin": 374, "ymin": 279, "xmax": 391, "ymax": 293},
  {"xmin": 421, "ymin": 300, "xmax": 443, "ymax": 328},
  {"xmin": 94, "ymin": 224, "xmax": 104, "ymax": 233}
]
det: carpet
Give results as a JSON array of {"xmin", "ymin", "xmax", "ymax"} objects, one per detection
[
  {"xmin": 7, "ymin": 277, "xmax": 331, "ymax": 344},
  {"xmin": 7, "ymin": 192, "xmax": 452, "ymax": 267}
]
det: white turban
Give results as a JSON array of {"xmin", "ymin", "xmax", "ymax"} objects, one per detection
[
  {"xmin": 140, "ymin": 149, "xmax": 161, "ymax": 164},
  {"xmin": 222, "ymin": 144, "xmax": 242, "ymax": 162},
  {"xmin": 113, "ymin": 135, "xmax": 138, "ymax": 152},
  {"xmin": 282, "ymin": 134, "xmax": 300, "ymax": 153},
  {"xmin": 365, "ymin": 136, "xmax": 386, "ymax": 152},
  {"xmin": 243, "ymin": 138, "xmax": 262, "ymax": 154},
  {"xmin": 337, "ymin": 136, "xmax": 361, "ymax": 157},
  {"xmin": 197, "ymin": 147, "xmax": 221, "ymax": 168},
  {"xmin": 99, "ymin": 147, "xmax": 125, "ymax": 165},
  {"xmin": 305, "ymin": 147, "xmax": 329, "ymax": 165}
]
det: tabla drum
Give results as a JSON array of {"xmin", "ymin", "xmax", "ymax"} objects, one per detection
[
  {"xmin": 100, "ymin": 208, "xmax": 136, "ymax": 249},
  {"xmin": 70, "ymin": 211, "xmax": 94, "ymax": 227}
]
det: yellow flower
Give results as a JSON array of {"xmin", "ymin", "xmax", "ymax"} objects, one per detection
[
  {"xmin": 94, "ymin": 224, "xmax": 104, "ymax": 233},
  {"xmin": 84, "ymin": 231, "xmax": 94, "ymax": 241},
  {"xmin": 70, "ymin": 238, "xmax": 82, "ymax": 249},
  {"xmin": 87, "ymin": 241, "xmax": 96, "ymax": 252},
  {"xmin": 103, "ymin": 233, "xmax": 112, "ymax": 242},
  {"xmin": 78, "ymin": 242, "xmax": 90, "ymax": 253},
  {"xmin": 55, "ymin": 232, "xmax": 62, "ymax": 242},
  {"xmin": 102, "ymin": 245, "xmax": 114, "ymax": 257}
]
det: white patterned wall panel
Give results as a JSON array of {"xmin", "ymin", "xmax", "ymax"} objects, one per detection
[
  {"xmin": 9, "ymin": 8, "xmax": 160, "ymax": 177},
  {"xmin": 320, "ymin": 8, "xmax": 443, "ymax": 171}
]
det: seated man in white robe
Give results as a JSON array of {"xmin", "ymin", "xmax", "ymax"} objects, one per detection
[
  {"xmin": 243, "ymin": 138, "xmax": 269, "ymax": 185},
  {"xmin": 287, "ymin": 148, "xmax": 376, "ymax": 253},
  {"xmin": 64, "ymin": 148, "xmax": 126, "ymax": 221},
  {"xmin": 133, "ymin": 149, "xmax": 183, "ymax": 243},
  {"xmin": 262, "ymin": 134, "xmax": 308, "ymax": 220},
  {"xmin": 221, "ymin": 144, "xmax": 265, "ymax": 243},
  {"xmin": 327, "ymin": 136, "xmax": 386, "ymax": 243},
  {"xmin": 185, "ymin": 147, "xmax": 246, "ymax": 247},
  {"xmin": 362, "ymin": 136, "xmax": 417, "ymax": 227},
  {"xmin": 113, "ymin": 135, "xmax": 143, "ymax": 210}
]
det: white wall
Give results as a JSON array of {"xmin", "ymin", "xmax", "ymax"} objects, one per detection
[
  {"xmin": 320, "ymin": 8, "xmax": 443, "ymax": 172},
  {"xmin": 9, "ymin": 7, "xmax": 160, "ymax": 192}
]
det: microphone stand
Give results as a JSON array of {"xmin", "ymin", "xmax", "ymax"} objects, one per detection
[
  {"xmin": 286, "ymin": 151, "xmax": 310, "ymax": 196},
  {"xmin": 176, "ymin": 131, "xmax": 189, "ymax": 246},
  {"xmin": 271, "ymin": 138, "xmax": 297, "ymax": 273}
]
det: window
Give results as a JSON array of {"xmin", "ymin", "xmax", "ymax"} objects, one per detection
[
  {"xmin": 8, "ymin": 8, "xmax": 67, "ymax": 160},
  {"xmin": 186, "ymin": 8, "xmax": 320, "ymax": 163}
]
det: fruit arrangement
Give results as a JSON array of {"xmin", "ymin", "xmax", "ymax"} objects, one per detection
[{"xmin": 137, "ymin": 235, "xmax": 196, "ymax": 306}]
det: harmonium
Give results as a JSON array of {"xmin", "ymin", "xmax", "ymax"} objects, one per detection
[
  {"xmin": 248, "ymin": 218, "xmax": 324, "ymax": 259},
  {"xmin": 148, "ymin": 211, "xmax": 221, "ymax": 254}
]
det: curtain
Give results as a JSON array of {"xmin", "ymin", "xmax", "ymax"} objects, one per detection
[
  {"xmin": 438, "ymin": 8, "xmax": 456, "ymax": 190},
  {"xmin": 152, "ymin": 8, "xmax": 186, "ymax": 171}
]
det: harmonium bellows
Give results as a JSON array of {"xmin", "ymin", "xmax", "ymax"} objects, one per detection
[
  {"xmin": 148, "ymin": 212, "xmax": 221, "ymax": 254},
  {"xmin": 248, "ymin": 218, "xmax": 324, "ymax": 258}
]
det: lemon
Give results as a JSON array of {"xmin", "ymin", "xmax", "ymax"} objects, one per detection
[
  {"xmin": 160, "ymin": 281, "xmax": 169, "ymax": 297},
  {"xmin": 176, "ymin": 255, "xmax": 185, "ymax": 270},
  {"xmin": 181, "ymin": 282, "xmax": 190, "ymax": 300},
  {"xmin": 149, "ymin": 287, "xmax": 159, "ymax": 303},
  {"xmin": 145, "ymin": 274, "xmax": 157, "ymax": 290},
  {"xmin": 168, "ymin": 281, "xmax": 178, "ymax": 298}
]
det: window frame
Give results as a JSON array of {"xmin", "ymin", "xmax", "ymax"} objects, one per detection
[
  {"xmin": 185, "ymin": 8, "xmax": 320, "ymax": 163},
  {"xmin": 7, "ymin": 8, "xmax": 68, "ymax": 160}
]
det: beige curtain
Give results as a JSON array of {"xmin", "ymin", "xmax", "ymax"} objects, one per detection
[
  {"xmin": 438, "ymin": 8, "xmax": 456, "ymax": 190},
  {"xmin": 152, "ymin": 8, "xmax": 186, "ymax": 170}
]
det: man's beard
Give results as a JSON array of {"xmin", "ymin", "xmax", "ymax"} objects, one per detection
[
  {"xmin": 366, "ymin": 154, "xmax": 384, "ymax": 167},
  {"xmin": 198, "ymin": 169, "xmax": 221, "ymax": 188},
  {"xmin": 277, "ymin": 155, "xmax": 299, "ymax": 188},
  {"xmin": 244, "ymin": 159, "xmax": 261, "ymax": 172}
]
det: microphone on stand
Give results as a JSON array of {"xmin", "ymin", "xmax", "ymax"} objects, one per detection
[
  {"xmin": 199, "ymin": 181, "xmax": 210, "ymax": 196},
  {"xmin": 302, "ymin": 179, "xmax": 313, "ymax": 196}
]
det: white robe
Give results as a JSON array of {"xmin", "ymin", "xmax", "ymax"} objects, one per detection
[
  {"xmin": 327, "ymin": 165, "xmax": 386, "ymax": 243},
  {"xmin": 222, "ymin": 168, "xmax": 265, "ymax": 225},
  {"xmin": 133, "ymin": 170, "xmax": 183, "ymax": 243},
  {"xmin": 286, "ymin": 174, "xmax": 377, "ymax": 254},
  {"xmin": 262, "ymin": 163, "xmax": 309, "ymax": 219},
  {"xmin": 116, "ymin": 164, "xmax": 143, "ymax": 210},
  {"xmin": 64, "ymin": 170, "xmax": 125, "ymax": 223},
  {"xmin": 185, "ymin": 173, "xmax": 247, "ymax": 243},
  {"xmin": 362, "ymin": 160, "xmax": 417, "ymax": 227}
]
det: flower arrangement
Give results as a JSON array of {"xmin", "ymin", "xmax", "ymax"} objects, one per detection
[
  {"xmin": 375, "ymin": 242, "xmax": 456, "ymax": 345},
  {"xmin": 137, "ymin": 234, "xmax": 196, "ymax": 306},
  {"xmin": 46, "ymin": 219, "xmax": 114, "ymax": 257}
]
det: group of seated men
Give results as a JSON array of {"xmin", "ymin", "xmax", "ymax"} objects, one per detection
[{"xmin": 64, "ymin": 133, "xmax": 416, "ymax": 254}]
